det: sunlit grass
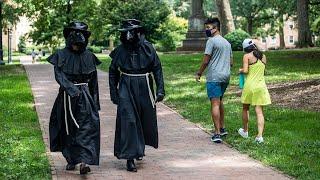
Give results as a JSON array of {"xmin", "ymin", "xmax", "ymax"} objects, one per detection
[
  {"xmin": 98, "ymin": 49, "xmax": 320, "ymax": 179},
  {"xmin": 0, "ymin": 65, "xmax": 51, "ymax": 179}
]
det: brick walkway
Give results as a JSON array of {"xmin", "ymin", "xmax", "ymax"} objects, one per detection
[{"xmin": 24, "ymin": 62, "xmax": 290, "ymax": 180}]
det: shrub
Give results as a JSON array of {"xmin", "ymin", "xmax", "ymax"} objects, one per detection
[
  {"xmin": 18, "ymin": 36, "xmax": 27, "ymax": 53},
  {"xmin": 225, "ymin": 29, "xmax": 250, "ymax": 51},
  {"xmin": 2, "ymin": 46, "xmax": 8, "ymax": 57},
  {"xmin": 315, "ymin": 39, "xmax": 320, "ymax": 47},
  {"xmin": 88, "ymin": 45, "xmax": 103, "ymax": 53}
]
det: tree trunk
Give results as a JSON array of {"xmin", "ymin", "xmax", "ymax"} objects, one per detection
[
  {"xmin": 247, "ymin": 17, "xmax": 253, "ymax": 35},
  {"xmin": 215, "ymin": 0, "xmax": 235, "ymax": 36},
  {"xmin": 297, "ymin": 0, "xmax": 313, "ymax": 47},
  {"xmin": 279, "ymin": 16, "xmax": 285, "ymax": 49},
  {"xmin": 0, "ymin": 1, "xmax": 4, "ymax": 64}
]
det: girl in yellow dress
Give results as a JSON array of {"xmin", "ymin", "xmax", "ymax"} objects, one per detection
[{"xmin": 238, "ymin": 39, "xmax": 271, "ymax": 143}]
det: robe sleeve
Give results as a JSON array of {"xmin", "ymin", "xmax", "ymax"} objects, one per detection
[
  {"xmin": 89, "ymin": 70, "xmax": 100, "ymax": 110},
  {"xmin": 48, "ymin": 52, "xmax": 81, "ymax": 97},
  {"xmin": 54, "ymin": 66, "xmax": 81, "ymax": 97},
  {"xmin": 151, "ymin": 52, "xmax": 165, "ymax": 96},
  {"xmin": 89, "ymin": 55, "xmax": 101, "ymax": 110},
  {"xmin": 109, "ymin": 50, "xmax": 120, "ymax": 105}
]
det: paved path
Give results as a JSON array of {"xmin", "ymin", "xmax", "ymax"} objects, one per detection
[
  {"xmin": 19, "ymin": 55, "xmax": 35, "ymax": 64},
  {"xmin": 24, "ymin": 62, "xmax": 290, "ymax": 180}
]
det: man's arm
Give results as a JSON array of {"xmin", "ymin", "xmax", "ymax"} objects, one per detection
[{"xmin": 195, "ymin": 54, "xmax": 211, "ymax": 82}]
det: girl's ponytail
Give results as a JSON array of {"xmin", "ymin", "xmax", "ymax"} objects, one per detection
[{"xmin": 253, "ymin": 49, "xmax": 263, "ymax": 60}]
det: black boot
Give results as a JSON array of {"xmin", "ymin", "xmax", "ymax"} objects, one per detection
[
  {"xmin": 79, "ymin": 162, "xmax": 91, "ymax": 174},
  {"xmin": 66, "ymin": 163, "xmax": 75, "ymax": 170},
  {"xmin": 126, "ymin": 159, "xmax": 137, "ymax": 172}
]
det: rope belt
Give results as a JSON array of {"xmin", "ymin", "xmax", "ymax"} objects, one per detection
[
  {"xmin": 121, "ymin": 72, "xmax": 156, "ymax": 108},
  {"xmin": 63, "ymin": 83, "xmax": 87, "ymax": 135}
]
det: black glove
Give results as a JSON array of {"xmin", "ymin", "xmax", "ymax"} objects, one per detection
[
  {"xmin": 155, "ymin": 93, "xmax": 164, "ymax": 103},
  {"xmin": 111, "ymin": 92, "xmax": 119, "ymax": 105}
]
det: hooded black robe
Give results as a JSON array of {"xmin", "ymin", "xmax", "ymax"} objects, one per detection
[
  {"xmin": 109, "ymin": 37, "xmax": 165, "ymax": 160},
  {"xmin": 48, "ymin": 48, "xmax": 101, "ymax": 165}
]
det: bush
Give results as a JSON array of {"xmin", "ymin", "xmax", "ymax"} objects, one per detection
[
  {"xmin": 18, "ymin": 36, "xmax": 27, "ymax": 53},
  {"xmin": 2, "ymin": 46, "xmax": 8, "ymax": 57},
  {"xmin": 155, "ymin": 15, "xmax": 188, "ymax": 52},
  {"xmin": 225, "ymin": 29, "xmax": 250, "ymax": 51},
  {"xmin": 88, "ymin": 46, "xmax": 103, "ymax": 53},
  {"xmin": 315, "ymin": 39, "xmax": 320, "ymax": 47}
]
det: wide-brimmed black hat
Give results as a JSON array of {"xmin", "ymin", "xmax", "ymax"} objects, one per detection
[
  {"xmin": 118, "ymin": 19, "xmax": 142, "ymax": 32},
  {"xmin": 63, "ymin": 21, "xmax": 91, "ymax": 39}
]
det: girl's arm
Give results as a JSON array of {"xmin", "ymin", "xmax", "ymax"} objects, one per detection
[{"xmin": 239, "ymin": 54, "xmax": 249, "ymax": 74}]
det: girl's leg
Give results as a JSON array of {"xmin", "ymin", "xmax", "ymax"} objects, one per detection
[
  {"xmin": 255, "ymin": 105, "xmax": 265, "ymax": 137},
  {"xmin": 242, "ymin": 104, "xmax": 250, "ymax": 132}
]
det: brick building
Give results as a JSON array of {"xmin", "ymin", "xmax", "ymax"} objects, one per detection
[{"xmin": 255, "ymin": 19, "xmax": 298, "ymax": 50}]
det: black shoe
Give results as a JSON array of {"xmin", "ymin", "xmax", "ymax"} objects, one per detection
[
  {"xmin": 211, "ymin": 134, "xmax": 222, "ymax": 143},
  {"xmin": 220, "ymin": 128, "xmax": 228, "ymax": 137},
  {"xmin": 126, "ymin": 160, "xmax": 137, "ymax": 172},
  {"xmin": 136, "ymin": 156, "xmax": 143, "ymax": 161},
  {"xmin": 80, "ymin": 163, "xmax": 91, "ymax": 174},
  {"xmin": 66, "ymin": 163, "xmax": 75, "ymax": 171}
]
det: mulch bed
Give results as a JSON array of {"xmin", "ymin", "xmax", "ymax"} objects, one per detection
[{"xmin": 227, "ymin": 79, "xmax": 320, "ymax": 112}]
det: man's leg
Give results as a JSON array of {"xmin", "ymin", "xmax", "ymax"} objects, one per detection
[
  {"xmin": 219, "ymin": 82, "xmax": 229, "ymax": 132},
  {"xmin": 219, "ymin": 100, "xmax": 224, "ymax": 129},
  {"xmin": 211, "ymin": 98, "xmax": 221, "ymax": 134},
  {"xmin": 207, "ymin": 82, "xmax": 223, "ymax": 143}
]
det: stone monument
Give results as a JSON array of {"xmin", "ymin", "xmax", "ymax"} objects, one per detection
[{"xmin": 177, "ymin": 0, "xmax": 207, "ymax": 51}]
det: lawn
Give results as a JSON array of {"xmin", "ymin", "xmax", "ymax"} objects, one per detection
[
  {"xmin": 98, "ymin": 49, "xmax": 320, "ymax": 179},
  {"xmin": 0, "ymin": 65, "xmax": 51, "ymax": 179}
]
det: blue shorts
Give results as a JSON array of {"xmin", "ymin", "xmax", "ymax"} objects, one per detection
[{"xmin": 206, "ymin": 82, "xmax": 229, "ymax": 100}]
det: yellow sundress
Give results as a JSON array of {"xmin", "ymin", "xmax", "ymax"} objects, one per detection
[{"xmin": 241, "ymin": 60, "xmax": 271, "ymax": 105}]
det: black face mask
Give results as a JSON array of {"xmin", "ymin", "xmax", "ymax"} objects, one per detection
[{"xmin": 66, "ymin": 31, "xmax": 87, "ymax": 52}]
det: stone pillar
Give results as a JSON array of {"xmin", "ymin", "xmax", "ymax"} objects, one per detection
[
  {"xmin": 177, "ymin": 0, "xmax": 207, "ymax": 52},
  {"xmin": 108, "ymin": 36, "xmax": 114, "ymax": 51}
]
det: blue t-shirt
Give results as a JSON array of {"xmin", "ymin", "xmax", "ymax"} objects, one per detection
[{"xmin": 204, "ymin": 35, "xmax": 232, "ymax": 82}]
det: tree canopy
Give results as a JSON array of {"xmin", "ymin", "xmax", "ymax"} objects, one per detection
[{"xmin": 2, "ymin": 0, "xmax": 320, "ymax": 50}]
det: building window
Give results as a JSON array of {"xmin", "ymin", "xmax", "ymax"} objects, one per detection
[
  {"xmin": 271, "ymin": 36, "xmax": 277, "ymax": 44},
  {"xmin": 261, "ymin": 37, "xmax": 267, "ymax": 43},
  {"xmin": 289, "ymin": 36, "xmax": 294, "ymax": 44}
]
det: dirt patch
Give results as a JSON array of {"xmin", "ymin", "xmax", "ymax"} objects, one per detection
[
  {"xmin": 228, "ymin": 79, "xmax": 320, "ymax": 112},
  {"xmin": 269, "ymin": 79, "xmax": 320, "ymax": 112}
]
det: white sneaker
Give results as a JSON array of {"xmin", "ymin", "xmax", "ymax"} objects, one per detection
[
  {"xmin": 238, "ymin": 128, "xmax": 249, "ymax": 138},
  {"xmin": 255, "ymin": 136, "xmax": 264, "ymax": 143}
]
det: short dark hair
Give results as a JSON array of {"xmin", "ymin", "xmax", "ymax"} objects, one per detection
[{"xmin": 204, "ymin": 18, "xmax": 220, "ymax": 30}]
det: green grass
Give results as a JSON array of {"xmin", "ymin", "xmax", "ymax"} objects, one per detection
[
  {"xmin": 98, "ymin": 49, "xmax": 320, "ymax": 179},
  {"xmin": 0, "ymin": 65, "xmax": 51, "ymax": 179},
  {"xmin": 2, "ymin": 56, "xmax": 22, "ymax": 64}
]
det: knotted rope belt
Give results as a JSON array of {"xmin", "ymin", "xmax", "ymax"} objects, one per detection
[
  {"xmin": 121, "ymin": 72, "xmax": 156, "ymax": 108},
  {"xmin": 63, "ymin": 83, "xmax": 87, "ymax": 135}
]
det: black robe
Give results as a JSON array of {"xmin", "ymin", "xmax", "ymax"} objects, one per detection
[
  {"xmin": 109, "ymin": 38, "xmax": 165, "ymax": 160},
  {"xmin": 48, "ymin": 48, "xmax": 101, "ymax": 165}
]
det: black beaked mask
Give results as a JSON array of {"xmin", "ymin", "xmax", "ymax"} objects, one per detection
[
  {"xmin": 120, "ymin": 29, "xmax": 141, "ymax": 45},
  {"xmin": 66, "ymin": 31, "xmax": 88, "ymax": 52}
]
